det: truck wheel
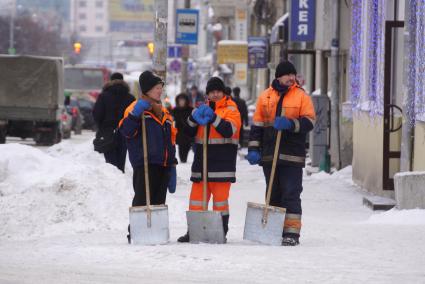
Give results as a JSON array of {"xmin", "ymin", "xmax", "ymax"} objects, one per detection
[
  {"xmin": 0, "ymin": 131, "xmax": 6, "ymax": 144},
  {"xmin": 35, "ymin": 122, "xmax": 61, "ymax": 146}
]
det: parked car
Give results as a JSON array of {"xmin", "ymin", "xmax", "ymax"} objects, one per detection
[
  {"xmin": 60, "ymin": 109, "xmax": 72, "ymax": 139},
  {"xmin": 65, "ymin": 97, "xmax": 83, "ymax": 134},
  {"xmin": 77, "ymin": 98, "xmax": 96, "ymax": 130}
]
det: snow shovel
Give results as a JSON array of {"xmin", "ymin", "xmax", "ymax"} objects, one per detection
[
  {"xmin": 243, "ymin": 108, "xmax": 287, "ymax": 246},
  {"xmin": 129, "ymin": 114, "xmax": 169, "ymax": 245},
  {"xmin": 186, "ymin": 125, "xmax": 225, "ymax": 244}
]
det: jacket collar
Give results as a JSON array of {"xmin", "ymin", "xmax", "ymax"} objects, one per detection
[{"xmin": 208, "ymin": 95, "xmax": 228, "ymax": 108}]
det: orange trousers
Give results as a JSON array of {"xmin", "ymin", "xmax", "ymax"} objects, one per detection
[{"xmin": 189, "ymin": 182, "xmax": 230, "ymax": 215}]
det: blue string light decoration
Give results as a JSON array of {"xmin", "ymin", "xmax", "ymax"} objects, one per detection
[
  {"xmin": 413, "ymin": 0, "xmax": 425, "ymax": 122},
  {"xmin": 350, "ymin": 0, "xmax": 362, "ymax": 110},
  {"xmin": 367, "ymin": 0, "xmax": 386, "ymax": 116}
]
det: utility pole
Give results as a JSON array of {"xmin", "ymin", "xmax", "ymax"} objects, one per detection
[
  {"xmin": 330, "ymin": 0, "xmax": 341, "ymax": 169},
  {"xmin": 8, "ymin": 0, "xmax": 16, "ymax": 55},
  {"xmin": 180, "ymin": 0, "xmax": 190, "ymax": 93},
  {"xmin": 153, "ymin": 0, "xmax": 168, "ymax": 80},
  {"xmin": 400, "ymin": 0, "xmax": 416, "ymax": 172}
]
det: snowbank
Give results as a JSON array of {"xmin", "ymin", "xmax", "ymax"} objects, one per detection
[
  {"xmin": 0, "ymin": 141, "xmax": 133, "ymax": 240},
  {"xmin": 366, "ymin": 208, "xmax": 425, "ymax": 225}
]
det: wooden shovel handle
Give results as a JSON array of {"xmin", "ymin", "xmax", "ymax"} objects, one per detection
[
  {"xmin": 202, "ymin": 125, "xmax": 208, "ymax": 211},
  {"xmin": 142, "ymin": 114, "xmax": 152, "ymax": 227},
  {"xmin": 262, "ymin": 106, "xmax": 286, "ymax": 224}
]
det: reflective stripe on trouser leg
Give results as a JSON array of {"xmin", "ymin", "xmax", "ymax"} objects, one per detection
[
  {"xmin": 210, "ymin": 182, "xmax": 231, "ymax": 216},
  {"xmin": 284, "ymin": 213, "xmax": 302, "ymax": 235},
  {"xmin": 189, "ymin": 182, "xmax": 211, "ymax": 211}
]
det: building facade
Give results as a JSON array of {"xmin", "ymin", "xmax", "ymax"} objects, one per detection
[{"xmin": 350, "ymin": 0, "xmax": 425, "ymax": 197}]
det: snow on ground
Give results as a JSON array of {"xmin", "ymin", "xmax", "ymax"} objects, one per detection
[{"xmin": 1, "ymin": 132, "xmax": 425, "ymax": 283}]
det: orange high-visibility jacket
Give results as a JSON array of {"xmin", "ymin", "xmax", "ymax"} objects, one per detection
[
  {"xmin": 184, "ymin": 96, "xmax": 241, "ymax": 182},
  {"xmin": 248, "ymin": 83, "xmax": 316, "ymax": 167}
]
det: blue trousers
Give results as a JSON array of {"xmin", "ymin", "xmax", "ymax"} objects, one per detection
[{"xmin": 262, "ymin": 165, "xmax": 303, "ymax": 215}]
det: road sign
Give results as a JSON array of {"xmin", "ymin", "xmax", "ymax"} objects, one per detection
[
  {"xmin": 169, "ymin": 59, "xmax": 181, "ymax": 73},
  {"xmin": 248, "ymin": 37, "xmax": 268, "ymax": 69},
  {"xmin": 8, "ymin": 48, "xmax": 16, "ymax": 55},
  {"xmin": 290, "ymin": 0, "xmax": 316, "ymax": 42},
  {"xmin": 168, "ymin": 45, "xmax": 182, "ymax": 58},
  {"xmin": 175, "ymin": 9, "xmax": 199, "ymax": 45},
  {"xmin": 217, "ymin": 40, "xmax": 248, "ymax": 64}
]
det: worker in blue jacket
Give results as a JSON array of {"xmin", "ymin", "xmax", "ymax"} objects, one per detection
[{"xmin": 119, "ymin": 71, "xmax": 177, "ymax": 243}]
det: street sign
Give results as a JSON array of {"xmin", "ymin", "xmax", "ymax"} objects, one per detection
[
  {"xmin": 217, "ymin": 40, "xmax": 248, "ymax": 64},
  {"xmin": 290, "ymin": 0, "xmax": 316, "ymax": 42},
  {"xmin": 168, "ymin": 45, "xmax": 182, "ymax": 58},
  {"xmin": 8, "ymin": 48, "xmax": 16, "ymax": 55},
  {"xmin": 175, "ymin": 9, "xmax": 199, "ymax": 45},
  {"xmin": 248, "ymin": 37, "xmax": 268, "ymax": 69},
  {"xmin": 169, "ymin": 59, "xmax": 181, "ymax": 73}
]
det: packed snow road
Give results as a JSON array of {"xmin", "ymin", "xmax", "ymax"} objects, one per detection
[{"xmin": 0, "ymin": 132, "xmax": 424, "ymax": 283}]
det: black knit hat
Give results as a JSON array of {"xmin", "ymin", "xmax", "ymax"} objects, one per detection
[
  {"xmin": 110, "ymin": 72, "xmax": 123, "ymax": 81},
  {"xmin": 139, "ymin": 71, "xmax": 164, "ymax": 94},
  {"xmin": 275, "ymin": 61, "xmax": 297, "ymax": 78},
  {"xmin": 206, "ymin": 77, "xmax": 226, "ymax": 94}
]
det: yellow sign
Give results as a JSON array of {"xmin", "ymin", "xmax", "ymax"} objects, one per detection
[
  {"xmin": 109, "ymin": 0, "xmax": 154, "ymax": 32},
  {"xmin": 217, "ymin": 41, "xmax": 248, "ymax": 64}
]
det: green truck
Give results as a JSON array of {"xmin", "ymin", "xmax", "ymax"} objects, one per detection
[{"xmin": 0, "ymin": 55, "xmax": 69, "ymax": 145}]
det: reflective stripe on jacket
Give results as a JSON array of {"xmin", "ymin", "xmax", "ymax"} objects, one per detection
[
  {"xmin": 248, "ymin": 83, "xmax": 316, "ymax": 167},
  {"xmin": 119, "ymin": 101, "xmax": 177, "ymax": 168},
  {"xmin": 184, "ymin": 96, "xmax": 241, "ymax": 182}
]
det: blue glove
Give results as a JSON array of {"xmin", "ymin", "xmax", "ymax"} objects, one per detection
[
  {"xmin": 131, "ymin": 99, "xmax": 151, "ymax": 117},
  {"xmin": 246, "ymin": 150, "xmax": 261, "ymax": 165},
  {"xmin": 192, "ymin": 105, "xmax": 212, "ymax": 125},
  {"xmin": 274, "ymin": 116, "xmax": 293, "ymax": 130},
  {"xmin": 168, "ymin": 167, "xmax": 177, "ymax": 193},
  {"xmin": 203, "ymin": 107, "xmax": 215, "ymax": 122}
]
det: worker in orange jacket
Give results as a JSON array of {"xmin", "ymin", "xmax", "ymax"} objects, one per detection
[
  {"xmin": 246, "ymin": 61, "xmax": 316, "ymax": 246},
  {"xmin": 178, "ymin": 77, "xmax": 241, "ymax": 242}
]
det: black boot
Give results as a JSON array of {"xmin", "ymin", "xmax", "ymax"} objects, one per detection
[
  {"xmin": 177, "ymin": 231, "xmax": 190, "ymax": 243},
  {"xmin": 281, "ymin": 233, "xmax": 300, "ymax": 246},
  {"xmin": 222, "ymin": 215, "xmax": 229, "ymax": 243}
]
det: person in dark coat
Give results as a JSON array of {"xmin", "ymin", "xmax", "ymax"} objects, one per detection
[
  {"xmin": 189, "ymin": 85, "xmax": 205, "ymax": 107},
  {"xmin": 172, "ymin": 93, "xmax": 194, "ymax": 163},
  {"xmin": 232, "ymin": 87, "xmax": 249, "ymax": 147},
  {"xmin": 92, "ymin": 72, "xmax": 135, "ymax": 172}
]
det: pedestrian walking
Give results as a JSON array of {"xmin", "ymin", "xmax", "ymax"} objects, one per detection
[
  {"xmin": 119, "ymin": 71, "xmax": 178, "ymax": 243},
  {"xmin": 246, "ymin": 61, "xmax": 316, "ymax": 246},
  {"xmin": 177, "ymin": 77, "xmax": 241, "ymax": 242},
  {"xmin": 92, "ymin": 72, "xmax": 135, "ymax": 172},
  {"xmin": 172, "ymin": 93, "xmax": 194, "ymax": 163},
  {"xmin": 232, "ymin": 87, "xmax": 249, "ymax": 147},
  {"xmin": 189, "ymin": 85, "xmax": 205, "ymax": 107}
]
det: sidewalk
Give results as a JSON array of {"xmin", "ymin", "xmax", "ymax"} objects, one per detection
[{"xmin": 0, "ymin": 140, "xmax": 424, "ymax": 283}]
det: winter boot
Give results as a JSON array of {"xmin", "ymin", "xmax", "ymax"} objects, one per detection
[
  {"xmin": 281, "ymin": 233, "xmax": 300, "ymax": 246},
  {"xmin": 222, "ymin": 215, "xmax": 229, "ymax": 243},
  {"xmin": 177, "ymin": 231, "xmax": 190, "ymax": 243}
]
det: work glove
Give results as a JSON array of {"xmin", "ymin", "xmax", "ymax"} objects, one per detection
[
  {"xmin": 203, "ymin": 106, "xmax": 215, "ymax": 123},
  {"xmin": 246, "ymin": 150, "xmax": 261, "ymax": 165},
  {"xmin": 192, "ymin": 105, "xmax": 212, "ymax": 125},
  {"xmin": 273, "ymin": 116, "xmax": 294, "ymax": 131},
  {"xmin": 168, "ymin": 166, "xmax": 177, "ymax": 194},
  {"xmin": 131, "ymin": 99, "xmax": 151, "ymax": 117}
]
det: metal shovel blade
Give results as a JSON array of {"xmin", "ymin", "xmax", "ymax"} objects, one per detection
[
  {"xmin": 187, "ymin": 210, "xmax": 225, "ymax": 244},
  {"xmin": 243, "ymin": 202, "xmax": 286, "ymax": 246},
  {"xmin": 129, "ymin": 205, "xmax": 169, "ymax": 245}
]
